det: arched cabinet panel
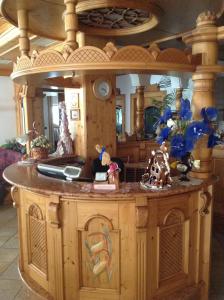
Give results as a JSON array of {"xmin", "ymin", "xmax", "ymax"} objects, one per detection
[
  {"xmin": 158, "ymin": 209, "xmax": 189, "ymax": 284},
  {"xmin": 78, "ymin": 214, "xmax": 120, "ymax": 291},
  {"xmin": 20, "ymin": 190, "xmax": 49, "ymax": 292},
  {"xmin": 27, "ymin": 203, "xmax": 47, "ymax": 275}
]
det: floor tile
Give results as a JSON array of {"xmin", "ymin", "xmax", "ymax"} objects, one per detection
[
  {"xmin": 0, "ymin": 261, "xmax": 20, "ymax": 280},
  {"xmin": 0, "ymin": 278, "xmax": 22, "ymax": 291},
  {"xmin": 3, "ymin": 235, "xmax": 19, "ymax": 249},
  {"xmin": 5, "ymin": 218, "xmax": 18, "ymax": 228},
  {"xmin": 0, "ymin": 248, "xmax": 18, "ymax": 263},
  {"xmin": 0, "ymin": 236, "xmax": 10, "ymax": 247},
  {"xmin": 0, "ymin": 262, "xmax": 11, "ymax": 274},
  {"xmin": 0, "ymin": 227, "xmax": 17, "ymax": 238},
  {"xmin": 0, "ymin": 289, "xmax": 21, "ymax": 300},
  {"xmin": 14, "ymin": 286, "xmax": 44, "ymax": 300}
]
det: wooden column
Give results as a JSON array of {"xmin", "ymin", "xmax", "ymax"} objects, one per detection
[
  {"xmin": 183, "ymin": 11, "xmax": 218, "ymax": 179},
  {"xmin": 73, "ymin": 75, "xmax": 116, "ymax": 176},
  {"xmin": 17, "ymin": 9, "xmax": 30, "ymax": 56},
  {"xmin": 175, "ymin": 88, "xmax": 183, "ymax": 113},
  {"xmin": 136, "ymin": 198, "xmax": 148, "ymax": 300},
  {"xmin": 64, "ymin": 0, "xmax": 79, "ymax": 49},
  {"xmin": 22, "ymin": 85, "xmax": 36, "ymax": 155},
  {"xmin": 14, "ymin": 84, "xmax": 25, "ymax": 136},
  {"xmin": 77, "ymin": 31, "xmax": 85, "ymax": 47},
  {"xmin": 135, "ymin": 86, "xmax": 145, "ymax": 139}
]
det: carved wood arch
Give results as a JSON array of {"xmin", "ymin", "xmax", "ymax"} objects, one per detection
[
  {"xmin": 27, "ymin": 203, "xmax": 47, "ymax": 275},
  {"xmin": 84, "ymin": 214, "xmax": 114, "ymax": 231},
  {"xmin": 111, "ymin": 45, "xmax": 154, "ymax": 62},
  {"xmin": 67, "ymin": 46, "xmax": 110, "ymax": 63},
  {"xmin": 163, "ymin": 208, "xmax": 185, "ymax": 226},
  {"xmin": 28, "ymin": 203, "xmax": 44, "ymax": 220},
  {"xmin": 159, "ymin": 207, "xmax": 188, "ymax": 283},
  {"xmin": 157, "ymin": 48, "xmax": 190, "ymax": 64},
  {"xmin": 33, "ymin": 49, "xmax": 65, "ymax": 66}
]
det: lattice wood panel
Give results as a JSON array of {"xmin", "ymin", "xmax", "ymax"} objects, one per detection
[
  {"xmin": 33, "ymin": 50, "xmax": 64, "ymax": 66},
  {"xmin": 159, "ymin": 224, "xmax": 183, "ymax": 281},
  {"xmin": 157, "ymin": 48, "xmax": 189, "ymax": 64},
  {"xmin": 27, "ymin": 204, "xmax": 47, "ymax": 276},
  {"xmin": 67, "ymin": 47, "xmax": 109, "ymax": 63},
  {"xmin": 29, "ymin": 216, "xmax": 47, "ymax": 274},
  {"xmin": 112, "ymin": 46, "xmax": 154, "ymax": 62}
]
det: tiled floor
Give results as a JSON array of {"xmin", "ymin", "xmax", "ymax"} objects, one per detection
[
  {"xmin": 0, "ymin": 204, "xmax": 42, "ymax": 300},
  {"xmin": 0, "ymin": 204, "xmax": 223, "ymax": 300}
]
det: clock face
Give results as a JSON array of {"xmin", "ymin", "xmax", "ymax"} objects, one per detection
[
  {"xmin": 98, "ymin": 81, "xmax": 110, "ymax": 97},
  {"xmin": 93, "ymin": 78, "xmax": 112, "ymax": 100}
]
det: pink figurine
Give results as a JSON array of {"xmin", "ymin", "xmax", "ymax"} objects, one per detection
[{"xmin": 95, "ymin": 144, "xmax": 120, "ymax": 188}]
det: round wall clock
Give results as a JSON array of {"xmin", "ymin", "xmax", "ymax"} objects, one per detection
[{"xmin": 93, "ymin": 78, "xmax": 112, "ymax": 100}]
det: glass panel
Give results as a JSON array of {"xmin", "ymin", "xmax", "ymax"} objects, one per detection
[
  {"xmin": 144, "ymin": 106, "xmax": 160, "ymax": 139},
  {"xmin": 116, "ymin": 106, "xmax": 123, "ymax": 135}
]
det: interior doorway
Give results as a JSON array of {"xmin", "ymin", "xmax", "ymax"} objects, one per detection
[{"xmin": 43, "ymin": 89, "xmax": 64, "ymax": 152}]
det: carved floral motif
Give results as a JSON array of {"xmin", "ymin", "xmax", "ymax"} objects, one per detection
[
  {"xmin": 85, "ymin": 223, "xmax": 112, "ymax": 280},
  {"xmin": 103, "ymin": 42, "xmax": 118, "ymax": 58}
]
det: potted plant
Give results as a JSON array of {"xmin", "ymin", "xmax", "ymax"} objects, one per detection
[{"xmin": 31, "ymin": 135, "xmax": 50, "ymax": 160}]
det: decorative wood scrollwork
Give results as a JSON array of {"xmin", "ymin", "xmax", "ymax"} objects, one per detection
[
  {"xmin": 48, "ymin": 202, "xmax": 60, "ymax": 228},
  {"xmin": 11, "ymin": 186, "xmax": 19, "ymax": 208},
  {"xmin": 199, "ymin": 191, "xmax": 212, "ymax": 216},
  {"xmin": 14, "ymin": 44, "xmax": 194, "ymax": 74},
  {"xmin": 78, "ymin": 7, "xmax": 150, "ymax": 30}
]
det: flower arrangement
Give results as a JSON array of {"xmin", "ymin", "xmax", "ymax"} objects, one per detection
[
  {"xmin": 156, "ymin": 98, "xmax": 219, "ymax": 159},
  {"xmin": 31, "ymin": 135, "xmax": 50, "ymax": 149}
]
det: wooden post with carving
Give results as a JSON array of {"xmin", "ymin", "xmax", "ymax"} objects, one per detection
[
  {"xmin": 63, "ymin": 0, "xmax": 79, "ymax": 50},
  {"xmin": 11, "ymin": 186, "xmax": 25, "ymax": 272},
  {"xmin": 47, "ymin": 195, "xmax": 64, "ymax": 300},
  {"xmin": 135, "ymin": 86, "xmax": 145, "ymax": 139},
  {"xmin": 183, "ymin": 11, "xmax": 218, "ymax": 179},
  {"xmin": 136, "ymin": 197, "xmax": 148, "ymax": 300},
  {"xmin": 17, "ymin": 9, "xmax": 30, "ymax": 56}
]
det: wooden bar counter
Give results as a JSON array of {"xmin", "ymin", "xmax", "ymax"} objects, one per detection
[{"xmin": 3, "ymin": 162, "xmax": 214, "ymax": 300}]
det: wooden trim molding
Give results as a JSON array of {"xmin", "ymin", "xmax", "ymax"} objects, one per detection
[{"xmin": 11, "ymin": 43, "xmax": 197, "ymax": 84}]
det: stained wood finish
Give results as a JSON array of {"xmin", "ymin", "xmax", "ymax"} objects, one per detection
[
  {"xmin": 117, "ymin": 140, "xmax": 159, "ymax": 163},
  {"xmin": 3, "ymin": 163, "xmax": 215, "ymax": 300}
]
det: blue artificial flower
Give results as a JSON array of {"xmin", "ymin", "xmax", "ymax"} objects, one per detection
[
  {"xmin": 170, "ymin": 134, "xmax": 187, "ymax": 158},
  {"xmin": 159, "ymin": 107, "xmax": 172, "ymax": 124},
  {"xmin": 208, "ymin": 133, "xmax": 220, "ymax": 148},
  {"xmin": 201, "ymin": 107, "xmax": 218, "ymax": 123},
  {"xmin": 156, "ymin": 127, "xmax": 171, "ymax": 145},
  {"xmin": 179, "ymin": 98, "xmax": 192, "ymax": 121},
  {"xmin": 185, "ymin": 120, "xmax": 210, "ymax": 139}
]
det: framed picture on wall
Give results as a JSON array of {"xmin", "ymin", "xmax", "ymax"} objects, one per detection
[
  {"xmin": 72, "ymin": 93, "xmax": 79, "ymax": 108},
  {"xmin": 70, "ymin": 109, "xmax": 80, "ymax": 120}
]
